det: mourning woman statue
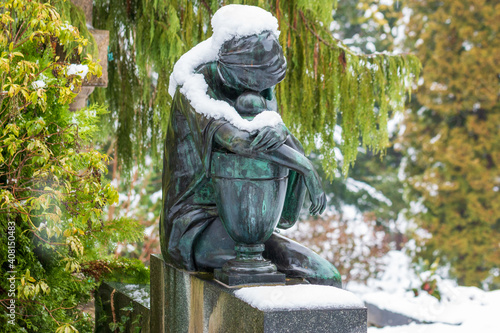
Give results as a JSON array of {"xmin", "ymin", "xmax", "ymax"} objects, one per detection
[{"xmin": 160, "ymin": 5, "xmax": 341, "ymax": 286}]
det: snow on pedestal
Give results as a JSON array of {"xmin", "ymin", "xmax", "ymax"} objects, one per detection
[{"xmin": 235, "ymin": 284, "xmax": 364, "ymax": 311}]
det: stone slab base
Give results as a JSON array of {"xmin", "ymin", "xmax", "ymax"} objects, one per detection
[
  {"xmin": 150, "ymin": 254, "xmax": 367, "ymax": 333},
  {"xmin": 366, "ymin": 302, "xmax": 420, "ymax": 327}
]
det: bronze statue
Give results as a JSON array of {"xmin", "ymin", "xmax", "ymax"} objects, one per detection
[{"xmin": 160, "ymin": 5, "xmax": 341, "ymax": 287}]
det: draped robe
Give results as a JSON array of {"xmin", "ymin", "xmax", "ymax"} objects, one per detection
[{"xmin": 160, "ymin": 62, "xmax": 303, "ymax": 270}]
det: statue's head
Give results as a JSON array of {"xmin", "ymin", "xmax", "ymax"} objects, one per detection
[
  {"xmin": 210, "ymin": 5, "xmax": 287, "ymax": 93},
  {"xmin": 217, "ymin": 31, "xmax": 287, "ymax": 93}
]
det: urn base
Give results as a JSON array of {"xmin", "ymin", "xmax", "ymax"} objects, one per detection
[
  {"xmin": 214, "ymin": 243, "xmax": 286, "ymax": 286},
  {"xmin": 214, "ymin": 268, "xmax": 286, "ymax": 286}
]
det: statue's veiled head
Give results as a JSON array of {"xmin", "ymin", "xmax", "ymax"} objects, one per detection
[{"xmin": 217, "ymin": 30, "xmax": 287, "ymax": 93}]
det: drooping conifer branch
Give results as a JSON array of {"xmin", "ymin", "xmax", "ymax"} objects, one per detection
[{"xmin": 93, "ymin": 0, "xmax": 420, "ymax": 178}]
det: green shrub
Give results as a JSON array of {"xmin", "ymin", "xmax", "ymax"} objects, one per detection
[{"xmin": 0, "ymin": 1, "xmax": 143, "ymax": 332}]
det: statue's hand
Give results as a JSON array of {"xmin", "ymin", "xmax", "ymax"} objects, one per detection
[
  {"xmin": 304, "ymin": 171, "xmax": 327, "ymax": 215},
  {"xmin": 309, "ymin": 191, "xmax": 326, "ymax": 215},
  {"xmin": 250, "ymin": 123, "xmax": 289, "ymax": 152}
]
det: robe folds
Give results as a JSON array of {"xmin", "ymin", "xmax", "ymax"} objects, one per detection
[{"xmin": 160, "ymin": 85, "xmax": 226, "ymax": 271}]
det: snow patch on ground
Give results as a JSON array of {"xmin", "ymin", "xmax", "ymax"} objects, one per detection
[
  {"xmin": 367, "ymin": 287, "xmax": 500, "ymax": 333},
  {"xmin": 235, "ymin": 285, "xmax": 363, "ymax": 311},
  {"xmin": 347, "ymin": 250, "xmax": 500, "ymax": 332}
]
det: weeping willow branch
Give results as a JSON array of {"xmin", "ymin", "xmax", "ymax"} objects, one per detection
[{"xmin": 299, "ymin": 10, "xmax": 412, "ymax": 59}]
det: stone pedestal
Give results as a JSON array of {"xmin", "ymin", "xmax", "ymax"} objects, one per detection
[
  {"xmin": 95, "ymin": 255, "xmax": 367, "ymax": 332},
  {"xmin": 365, "ymin": 302, "xmax": 420, "ymax": 327},
  {"xmin": 150, "ymin": 254, "xmax": 367, "ymax": 333},
  {"xmin": 214, "ymin": 268, "xmax": 286, "ymax": 286}
]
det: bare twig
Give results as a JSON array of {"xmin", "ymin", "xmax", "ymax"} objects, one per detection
[
  {"xmin": 200, "ymin": 0, "xmax": 213, "ymax": 15},
  {"xmin": 110, "ymin": 289, "xmax": 118, "ymax": 333}
]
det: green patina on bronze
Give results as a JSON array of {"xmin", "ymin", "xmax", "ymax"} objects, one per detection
[
  {"xmin": 160, "ymin": 30, "xmax": 341, "ymax": 286},
  {"xmin": 211, "ymin": 151, "xmax": 289, "ymax": 284}
]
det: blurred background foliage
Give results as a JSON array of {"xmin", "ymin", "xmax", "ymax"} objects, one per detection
[{"xmin": 401, "ymin": 0, "xmax": 500, "ymax": 287}]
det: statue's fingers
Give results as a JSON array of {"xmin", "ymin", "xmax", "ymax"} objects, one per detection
[
  {"xmin": 309, "ymin": 196, "xmax": 319, "ymax": 215},
  {"xmin": 265, "ymin": 140, "xmax": 283, "ymax": 152},
  {"xmin": 311, "ymin": 203, "xmax": 319, "ymax": 215},
  {"xmin": 250, "ymin": 128, "xmax": 270, "ymax": 148},
  {"xmin": 308, "ymin": 194, "xmax": 314, "ymax": 214},
  {"xmin": 261, "ymin": 130, "xmax": 288, "ymax": 151},
  {"xmin": 253, "ymin": 131, "xmax": 275, "ymax": 151},
  {"xmin": 313, "ymin": 194, "xmax": 326, "ymax": 215},
  {"xmin": 266, "ymin": 142, "xmax": 281, "ymax": 151},
  {"xmin": 315, "ymin": 200, "xmax": 322, "ymax": 215}
]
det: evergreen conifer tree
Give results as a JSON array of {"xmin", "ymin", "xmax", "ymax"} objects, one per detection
[{"xmin": 402, "ymin": 0, "xmax": 500, "ymax": 287}]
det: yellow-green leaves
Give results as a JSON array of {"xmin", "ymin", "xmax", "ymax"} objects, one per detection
[
  {"xmin": 26, "ymin": 118, "xmax": 46, "ymax": 136},
  {"xmin": 4, "ymin": 123, "xmax": 19, "ymax": 136},
  {"xmin": 1, "ymin": 1, "xmax": 121, "ymax": 331},
  {"xmin": 18, "ymin": 270, "xmax": 50, "ymax": 300},
  {"xmin": 66, "ymin": 236, "xmax": 84, "ymax": 257},
  {"xmin": 55, "ymin": 324, "xmax": 78, "ymax": 333},
  {"xmin": 0, "ymin": 0, "xmax": 101, "ymax": 115}
]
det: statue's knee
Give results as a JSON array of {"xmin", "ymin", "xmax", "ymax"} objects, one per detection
[
  {"xmin": 305, "ymin": 268, "xmax": 342, "ymax": 287},
  {"xmin": 301, "ymin": 258, "xmax": 341, "ymax": 287}
]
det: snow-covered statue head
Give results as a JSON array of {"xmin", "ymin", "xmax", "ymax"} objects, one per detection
[
  {"xmin": 161, "ymin": 5, "xmax": 341, "ymax": 287},
  {"xmin": 212, "ymin": 4, "xmax": 286, "ymax": 93},
  {"xmin": 168, "ymin": 5, "xmax": 288, "ymax": 132}
]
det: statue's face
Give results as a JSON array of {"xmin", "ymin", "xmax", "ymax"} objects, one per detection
[{"xmin": 217, "ymin": 31, "xmax": 287, "ymax": 93}]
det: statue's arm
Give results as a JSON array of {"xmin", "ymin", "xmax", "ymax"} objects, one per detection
[
  {"xmin": 213, "ymin": 121, "xmax": 289, "ymax": 153},
  {"xmin": 277, "ymin": 133, "xmax": 308, "ymax": 227},
  {"xmin": 214, "ymin": 124, "xmax": 326, "ymax": 215},
  {"xmin": 214, "ymin": 123, "xmax": 312, "ymax": 180},
  {"xmin": 255, "ymin": 145, "xmax": 325, "ymax": 215},
  {"xmin": 212, "ymin": 122, "xmax": 256, "ymax": 155}
]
